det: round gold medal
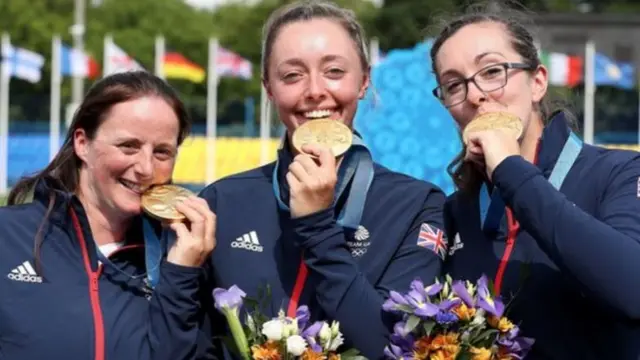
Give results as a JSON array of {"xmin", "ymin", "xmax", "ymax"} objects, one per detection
[
  {"xmin": 462, "ymin": 111, "xmax": 524, "ymax": 145},
  {"xmin": 141, "ymin": 184, "xmax": 194, "ymax": 221},
  {"xmin": 291, "ymin": 119, "xmax": 353, "ymax": 157}
]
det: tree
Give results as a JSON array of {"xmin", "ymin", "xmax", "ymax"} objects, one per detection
[
  {"xmin": 0, "ymin": 0, "xmax": 217, "ymax": 121},
  {"xmin": 372, "ymin": 0, "xmax": 458, "ymax": 52}
]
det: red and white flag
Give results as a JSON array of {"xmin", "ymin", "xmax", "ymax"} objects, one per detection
[
  {"xmin": 103, "ymin": 36, "xmax": 145, "ymax": 76},
  {"xmin": 217, "ymin": 47, "xmax": 252, "ymax": 80}
]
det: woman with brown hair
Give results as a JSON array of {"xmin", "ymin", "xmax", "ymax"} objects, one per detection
[
  {"xmin": 432, "ymin": 3, "xmax": 640, "ymax": 358},
  {"xmin": 0, "ymin": 71, "xmax": 217, "ymax": 359},
  {"xmin": 200, "ymin": 1, "xmax": 447, "ymax": 358}
]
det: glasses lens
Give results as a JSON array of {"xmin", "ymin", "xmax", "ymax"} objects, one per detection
[{"xmin": 474, "ymin": 65, "xmax": 507, "ymax": 92}]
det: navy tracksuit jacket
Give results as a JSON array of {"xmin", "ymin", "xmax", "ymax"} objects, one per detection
[
  {"xmin": 0, "ymin": 179, "xmax": 215, "ymax": 360},
  {"xmin": 199, "ymin": 140, "xmax": 446, "ymax": 359},
  {"xmin": 444, "ymin": 112, "xmax": 640, "ymax": 359}
]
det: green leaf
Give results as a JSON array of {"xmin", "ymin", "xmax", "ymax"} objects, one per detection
[
  {"xmin": 404, "ymin": 315, "xmax": 421, "ymax": 334},
  {"xmin": 471, "ymin": 328, "xmax": 499, "ymax": 343},
  {"xmin": 396, "ymin": 304, "xmax": 415, "ymax": 313},
  {"xmin": 339, "ymin": 349, "xmax": 361, "ymax": 357},
  {"xmin": 422, "ymin": 321, "xmax": 436, "ymax": 336}
]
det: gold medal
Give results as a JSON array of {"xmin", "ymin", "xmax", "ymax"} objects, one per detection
[
  {"xmin": 141, "ymin": 184, "xmax": 194, "ymax": 221},
  {"xmin": 462, "ymin": 111, "xmax": 523, "ymax": 145},
  {"xmin": 291, "ymin": 118, "xmax": 353, "ymax": 157}
]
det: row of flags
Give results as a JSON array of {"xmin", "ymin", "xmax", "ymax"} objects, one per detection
[
  {"xmin": 1, "ymin": 34, "xmax": 253, "ymax": 84},
  {"xmin": 2, "ymin": 35, "xmax": 634, "ymax": 91},
  {"xmin": 540, "ymin": 49, "xmax": 635, "ymax": 89},
  {"xmin": 0, "ymin": 33, "xmax": 255, "ymax": 194}
]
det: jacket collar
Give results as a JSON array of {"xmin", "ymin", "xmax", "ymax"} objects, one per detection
[
  {"xmin": 535, "ymin": 110, "xmax": 575, "ymax": 175},
  {"xmin": 33, "ymin": 177, "xmax": 145, "ymax": 247}
]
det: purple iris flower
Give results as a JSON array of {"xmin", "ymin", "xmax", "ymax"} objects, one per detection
[
  {"xmin": 410, "ymin": 279, "xmax": 443, "ymax": 297},
  {"xmin": 451, "ymin": 280, "xmax": 475, "ymax": 307},
  {"xmin": 498, "ymin": 333, "xmax": 535, "ymax": 359},
  {"xmin": 212, "ymin": 285, "xmax": 246, "ymax": 313},
  {"xmin": 383, "ymin": 343, "xmax": 412, "ymax": 360},
  {"xmin": 401, "ymin": 279, "xmax": 442, "ymax": 318},
  {"xmin": 296, "ymin": 305, "xmax": 310, "ymax": 329},
  {"xmin": 383, "ymin": 291, "xmax": 411, "ymax": 313},
  {"xmin": 439, "ymin": 298, "xmax": 462, "ymax": 312},
  {"xmin": 476, "ymin": 275, "xmax": 505, "ymax": 318},
  {"xmin": 302, "ymin": 321, "xmax": 324, "ymax": 353}
]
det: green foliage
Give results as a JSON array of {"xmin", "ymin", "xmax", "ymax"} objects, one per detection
[{"xmin": 1, "ymin": 0, "xmax": 639, "ymax": 125}]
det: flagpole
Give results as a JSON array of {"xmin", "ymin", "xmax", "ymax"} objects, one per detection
[
  {"xmin": 259, "ymin": 82, "xmax": 271, "ymax": 165},
  {"xmin": 369, "ymin": 37, "xmax": 380, "ymax": 66},
  {"xmin": 206, "ymin": 37, "xmax": 219, "ymax": 184},
  {"xmin": 50, "ymin": 35, "xmax": 62, "ymax": 162},
  {"xmin": 71, "ymin": 0, "xmax": 85, "ymax": 105},
  {"xmin": 583, "ymin": 39, "xmax": 595, "ymax": 145},
  {"xmin": 103, "ymin": 34, "xmax": 111, "ymax": 77},
  {"xmin": 154, "ymin": 35, "xmax": 165, "ymax": 79},
  {"xmin": 0, "ymin": 33, "xmax": 10, "ymax": 195}
]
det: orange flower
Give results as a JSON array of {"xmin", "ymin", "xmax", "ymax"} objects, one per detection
[
  {"xmin": 327, "ymin": 353, "xmax": 340, "ymax": 360},
  {"xmin": 251, "ymin": 340, "xmax": 281, "ymax": 360},
  {"xmin": 429, "ymin": 333, "xmax": 460, "ymax": 359},
  {"xmin": 413, "ymin": 336, "xmax": 433, "ymax": 360},
  {"xmin": 487, "ymin": 316, "xmax": 515, "ymax": 333},
  {"xmin": 300, "ymin": 348, "xmax": 326, "ymax": 360},
  {"xmin": 452, "ymin": 303, "xmax": 476, "ymax": 321},
  {"xmin": 429, "ymin": 349, "xmax": 457, "ymax": 360},
  {"xmin": 469, "ymin": 347, "xmax": 493, "ymax": 360}
]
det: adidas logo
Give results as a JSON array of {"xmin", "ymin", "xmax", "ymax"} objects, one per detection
[
  {"xmin": 7, "ymin": 261, "xmax": 43, "ymax": 283},
  {"xmin": 230, "ymin": 231, "xmax": 263, "ymax": 252}
]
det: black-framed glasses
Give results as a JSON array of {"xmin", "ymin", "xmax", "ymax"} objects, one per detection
[{"xmin": 432, "ymin": 62, "xmax": 535, "ymax": 108}]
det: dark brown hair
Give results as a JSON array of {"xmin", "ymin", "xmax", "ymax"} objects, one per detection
[
  {"xmin": 7, "ymin": 71, "xmax": 191, "ymax": 273},
  {"xmin": 429, "ymin": 1, "xmax": 569, "ymax": 194},
  {"xmin": 260, "ymin": 0, "xmax": 369, "ymax": 80}
]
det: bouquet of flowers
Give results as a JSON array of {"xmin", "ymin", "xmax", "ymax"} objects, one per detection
[
  {"xmin": 382, "ymin": 275, "xmax": 534, "ymax": 360},
  {"xmin": 212, "ymin": 285, "xmax": 367, "ymax": 360}
]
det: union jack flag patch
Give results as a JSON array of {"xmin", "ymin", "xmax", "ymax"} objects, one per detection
[{"xmin": 417, "ymin": 223, "xmax": 447, "ymax": 260}]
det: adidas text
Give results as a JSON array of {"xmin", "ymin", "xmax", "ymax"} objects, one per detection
[
  {"xmin": 7, "ymin": 261, "xmax": 43, "ymax": 283},
  {"xmin": 7, "ymin": 273, "xmax": 43, "ymax": 283},
  {"xmin": 230, "ymin": 231, "xmax": 263, "ymax": 252}
]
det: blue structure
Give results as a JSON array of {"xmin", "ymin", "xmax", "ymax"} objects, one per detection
[{"xmin": 354, "ymin": 41, "xmax": 461, "ymax": 195}]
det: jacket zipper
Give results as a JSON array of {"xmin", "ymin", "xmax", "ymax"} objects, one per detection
[
  {"xmin": 493, "ymin": 140, "xmax": 541, "ymax": 295},
  {"xmin": 493, "ymin": 207, "xmax": 519, "ymax": 295},
  {"xmin": 70, "ymin": 208, "xmax": 106, "ymax": 360}
]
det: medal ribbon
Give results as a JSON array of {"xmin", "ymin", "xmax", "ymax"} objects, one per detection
[
  {"xmin": 479, "ymin": 132, "xmax": 583, "ymax": 233},
  {"xmin": 142, "ymin": 216, "xmax": 168, "ymax": 289},
  {"xmin": 93, "ymin": 218, "xmax": 158, "ymax": 285},
  {"xmin": 272, "ymin": 133, "xmax": 374, "ymax": 230}
]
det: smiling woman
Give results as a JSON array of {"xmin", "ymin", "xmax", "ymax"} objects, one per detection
[
  {"xmin": 198, "ymin": 1, "xmax": 448, "ymax": 359},
  {"xmin": 0, "ymin": 71, "xmax": 217, "ymax": 360}
]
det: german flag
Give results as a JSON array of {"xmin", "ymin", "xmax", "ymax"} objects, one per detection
[{"xmin": 162, "ymin": 52, "xmax": 205, "ymax": 83}]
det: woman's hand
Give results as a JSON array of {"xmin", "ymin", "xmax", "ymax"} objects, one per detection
[
  {"xmin": 166, "ymin": 196, "xmax": 216, "ymax": 267},
  {"xmin": 464, "ymin": 128, "xmax": 521, "ymax": 179},
  {"xmin": 287, "ymin": 144, "xmax": 337, "ymax": 219}
]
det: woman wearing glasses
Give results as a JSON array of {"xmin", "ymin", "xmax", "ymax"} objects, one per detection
[{"xmin": 431, "ymin": 4, "xmax": 640, "ymax": 359}]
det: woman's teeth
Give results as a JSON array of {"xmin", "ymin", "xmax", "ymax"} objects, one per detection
[
  {"xmin": 304, "ymin": 109, "xmax": 334, "ymax": 119},
  {"xmin": 120, "ymin": 180, "xmax": 144, "ymax": 194}
]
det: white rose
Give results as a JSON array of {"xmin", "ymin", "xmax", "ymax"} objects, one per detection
[
  {"xmin": 286, "ymin": 335, "xmax": 307, "ymax": 356},
  {"xmin": 282, "ymin": 319, "xmax": 299, "ymax": 337},
  {"xmin": 318, "ymin": 323, "xmax": 331, "ymax": 345},
  {"xmin": 261, "ymin": 319, "xmax": 284, "ymax": 341},
  {"xmin": 327, "ymin": 333, "xmax": 344, "ymax": 352}
]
